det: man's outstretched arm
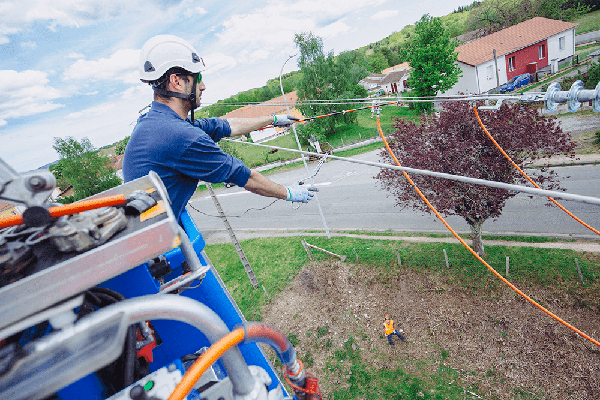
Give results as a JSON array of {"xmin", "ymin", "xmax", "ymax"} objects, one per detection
[
  {"xmin": 243, "ymin": 169, "xmax": 287, "ymax": 199},
  {"xmin": 243, "ymin": 170, "xmax": 316, "ymax": 203},
  {"xmin": 226, "ymin": 114, "xmax": 298, "ymax": 137}
]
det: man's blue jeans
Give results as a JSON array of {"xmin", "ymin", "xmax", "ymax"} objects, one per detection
[{"xmin": 387, "ymin": 330, "xmax": 405, "ymax": 345}]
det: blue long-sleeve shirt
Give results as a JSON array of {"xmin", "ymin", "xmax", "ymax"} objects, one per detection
[{"xmin": 123, "ymin": 101, "xmax": 251, "ymax": 221}]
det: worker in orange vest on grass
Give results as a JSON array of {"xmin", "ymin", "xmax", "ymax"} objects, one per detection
[{"xmin": 383, "ymin": 315, "xmax": 406, "ymax": 346}]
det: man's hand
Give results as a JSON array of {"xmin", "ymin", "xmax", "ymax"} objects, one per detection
[
  {"xmin": 286, "ymin": 185, "xmax": 317, "ymax": 203},
  {"xmin": 273, "ymin": 114, "xmax": 299, "ymax": 127}
]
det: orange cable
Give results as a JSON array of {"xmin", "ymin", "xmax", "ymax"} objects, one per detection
[
  {"xmin": 0, "ymin": 194, "xmax": 127, "ymax": 229},
  {"xmin": 473, "ymin": 106, "xmax": 600, "ymax": 237},
  {"xmin": 168, "ymin": 328, "xmax": 246, "ymax": 400},
  {"xmin": 0, "ymin": 214, "xmax": 23, "ymax": 229},
  {"xmin": 376, "ymin": 116, "xmax": 600, "ymax": 348},
  {"xmin": 49, "ymin": 194, "xmax": 127, "ymax": 217}
]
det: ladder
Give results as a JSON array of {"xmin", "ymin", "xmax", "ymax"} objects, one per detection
[{"xmin": 206, "ymin": 183, "xmax": 259, "ymax": 289}]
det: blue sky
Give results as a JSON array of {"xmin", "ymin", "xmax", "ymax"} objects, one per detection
[{"xmin": 1, "ymin": 0, "xmax": 469, "ymax": 172}]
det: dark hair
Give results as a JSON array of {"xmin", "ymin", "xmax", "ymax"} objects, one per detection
[{"xmin": 150, "ymin": 67, "xmax": 192, "ymax": 90}]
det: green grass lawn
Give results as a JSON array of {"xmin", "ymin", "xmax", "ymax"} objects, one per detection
[
  {"xmin": 227, "ymin": 133, "xmax": 302, "ymax": 169},
  {"xmin": 322, "ymin": 105, "xmax": 419, "ymax": 149},
  {"xmin": 575, "ymin": 9, "xmax": 600, "ymax": 34},
  {"xmin": 205, "ymin": 235, "xmax": 599, "ymax": 322}
]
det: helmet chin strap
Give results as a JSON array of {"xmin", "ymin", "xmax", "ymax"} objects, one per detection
[
  {"xmin": 152, "ymin": 72, "xmax": 199, "ymax": 122},
  {"xmin": 188, "ymin": 74, "xmax": 198, "ymax": 123}
]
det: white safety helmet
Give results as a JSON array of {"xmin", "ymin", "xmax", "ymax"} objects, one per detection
[{"xmin": 139, "ymin": 34, "xmax": 204, "ymax": 82}]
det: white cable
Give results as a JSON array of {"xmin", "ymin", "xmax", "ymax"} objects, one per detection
[{"xmin": 227, "ymin": 140, "xmax": 600, "ymax": 207}]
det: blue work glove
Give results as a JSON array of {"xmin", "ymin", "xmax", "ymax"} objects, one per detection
[
  {"xmin": 273, "ymin": 114, "xmax": 299, "ymax": 127},
  {"xmin": 286, "ymin": 185, "xmax": 317, "ymax": 203}
]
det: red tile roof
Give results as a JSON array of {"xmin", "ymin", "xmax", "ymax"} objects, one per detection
[
  {"xmin": 110, "ymin": 154, "xmax": 124, "ymax": 170},
  {"xmin": 456, "ymin": 17, "xmax": 578, "ymax": 66},
  {"xmin": 382, "ymin": 62, "xmax": 411, "ymax": 75},
  {"xmin": 221, "ymin": 91, "xmax": 299, "ymax": 119}
]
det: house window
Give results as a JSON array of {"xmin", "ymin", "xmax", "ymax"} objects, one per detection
[
  {"xmin": 559, "ymin": 36, "xmax": 565, "ymax": 51},
  {"xmin": 508, "ymin": 56, "xmax": 516, "ymax": 72},
  {"xmin": 486, "ymin": 65, "xmax": 494, "ymax": 80},
  {"xmin": 539, "ymin": 44, "xmax": 545, "ymax": 59}
]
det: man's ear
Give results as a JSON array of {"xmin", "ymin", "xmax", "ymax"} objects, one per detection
[{"xmin": 168, "ymin": 74, "xmax": 186, "ymax": 91}]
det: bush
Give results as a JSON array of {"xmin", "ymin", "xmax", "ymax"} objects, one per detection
[
  {"xmin": 594, "ymin": 130, "xmax": 600, "ymax": 146},
  {"xmin": 114, "ymin": 136, "xmax": 130, "ymax": 155},
  {"xmin": 586, "ymin": 61, "xmax": 600, "ymax": 89}
]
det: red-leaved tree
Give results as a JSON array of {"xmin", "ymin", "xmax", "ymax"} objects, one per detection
[{"xmin": 375, "ymin": 101, "xmax": 575, "ymax": 255}]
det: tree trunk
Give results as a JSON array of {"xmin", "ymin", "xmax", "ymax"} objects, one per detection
[{"xmin": 469, "ymin": 220, "xmax": 485, "ymax": 256}]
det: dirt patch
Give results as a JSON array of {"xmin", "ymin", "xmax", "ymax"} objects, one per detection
[
  {"xmin": 556, "ymin": 113, "xmax": 600, "ymax": 153},
  {"xmin": 261, "ymin": 260, "xmax": 600, "ymax": 399}
]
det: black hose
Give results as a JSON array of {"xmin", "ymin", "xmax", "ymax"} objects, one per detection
[
  {"xmin": 123, "ymin": 325, "xmax": 137, "ymax": 387},
  {"xmin": 89, "ymin": 286, "xmax": 126, "ymax": 301},
  {"xmin": 82, "ymin": 287, "xmax": 137, "ymax": 389}
]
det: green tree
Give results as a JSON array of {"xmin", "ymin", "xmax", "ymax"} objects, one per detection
[
  {"xmin": 379, "ymin": 47, "xmax": 401, "ymax": 68},
  {"xmin": 403, "ymin": 14, "xmax": 461, "ymax": 112},
  {"xmin": 585, "ymin": 61, "xmax": 600, "ymax": 90},
  {"xmin": 52, "ymin": 136, "xmax": 122, "ymax": 202},
  {"xmin": 49, "ymin": 160, "xmax": 68, "ymax": 190},
  {"xmin": 114, "ymin": 136, "xmax": 130, "ymax": 155},
  {"xmin": 467, "ymin": 0, "xmax": 590, "ymax": 36},
  {"xmin": 375, "ymin": 101, "xmax": 574, "ymax": 255},
  {"xmin": 368, "ymin": 51, "xmax": 389, "ymax": 73},
  {"xmin": 294, "ymin": 32, "xmax": 368, "ymax": 142}
]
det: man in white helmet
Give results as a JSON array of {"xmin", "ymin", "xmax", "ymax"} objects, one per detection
[{"xmin": 123, "ymin": 35, "xmax": 315, "ymax": 222}]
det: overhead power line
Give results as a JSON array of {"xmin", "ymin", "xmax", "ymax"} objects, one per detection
[{"xmin": 225, "ymin": 139, "xmax": 600, "ymax": 207}]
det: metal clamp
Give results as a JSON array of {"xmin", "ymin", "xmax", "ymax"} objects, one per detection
[
  {"xmin": 0, "ymin": 159, "xmax": 56, "ymax": 208},
  {"xmin": 48, "ymin": 207, "xmax": 128, "ymax": 253}
]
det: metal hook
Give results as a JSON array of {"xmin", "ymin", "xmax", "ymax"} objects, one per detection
[{"xmin": 478, "ymin": 99, "xmax": 504, "ymax": 111}]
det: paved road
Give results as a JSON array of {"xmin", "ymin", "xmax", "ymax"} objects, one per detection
[
  {"xmin": 576, "ymin": 29, "xmax": 600, "ymax": 45},
  {"xmin": 188, "ymin": 150, "xmax": 600, "ymax": 243}
]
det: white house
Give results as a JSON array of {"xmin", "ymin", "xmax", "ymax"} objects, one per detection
[
  {"xmin": 379, "ymin": 69, "xmax": 409, "ymax": 95},
  {"xmin": 359, "ymin": 63, "xmax": 411, "ymax": 95},
  {"xmin": 445, "ymin": 17, "xmax": 578, "ymax": 95},
  {"xmin": 358, "ymin": 74, "xmax": 385, "ymax": 91}
]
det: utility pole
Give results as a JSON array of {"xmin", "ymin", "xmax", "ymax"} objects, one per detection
[
  {"xmin": 493, "ymin": 49, "xmax": 500, "ymax": 93},
  {"xmin": 206, "ymin": 183, "xmax": 259, "ymax": 289},
  {"xmin": 279, "ymin": 54, "xmax": 331, "ymax": 239}
]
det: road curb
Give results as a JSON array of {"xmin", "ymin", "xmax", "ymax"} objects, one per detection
[{"xmin": 201, "ymin": 229, "xmax": 600, "ymax": 252}]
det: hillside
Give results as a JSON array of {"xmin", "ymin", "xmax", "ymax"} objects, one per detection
[{"xmin": 203, "ymin": 2, "xmax": 600, "ymax": 119}]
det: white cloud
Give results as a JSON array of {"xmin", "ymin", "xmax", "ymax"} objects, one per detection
[
  {"xmin": 68, "ymin": 52, "xmax": 86, "ymax": 59},
  {"xmin": 0, "ymin": 0, "xmax": 216, "ymax": 45},
  {"xmin": 1, "ymin": 83, "xmax": 152, "ymax": 172},
  {"xmin": 203, "ymin": 52, "xmax": 238, "ymax": 75},
  {"xmin": 286, "ymin": 0, "xmax": 387, "ymax": 20},
  {"xmin": 183, "ymin": 6, "xmax": 208, "ymax": 18},
  {"xmin": 0, "ymin": 1, "xmax": 143, "ymax": 41},
  {"xmin": 213, "ymin": 0, "xmax": 388, "ymax": 65},
  {"xmin": 250, "ymin": 48, "xmax": 271, "ymax": 62},
  {"xmin": 316, "ymin": 20, "xmax": 351, "ymax": 39},
  {"xmin": 372, "ymin": 10, "xmax": 399, "ymax": 20},
  {"xmin": 20, "ymin": 41, "xmax": 37, "ymax": 49},
  {"xmin": 66, "ymin": 102, "xmax": 116, "ymax": 119},
  {"xmin": 62, "ymin": 48, "xmax": 140, "ymax": 84},
  {"xmin": 0, "ymin": 70, "xmax": 65, "ymax": 121}
]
